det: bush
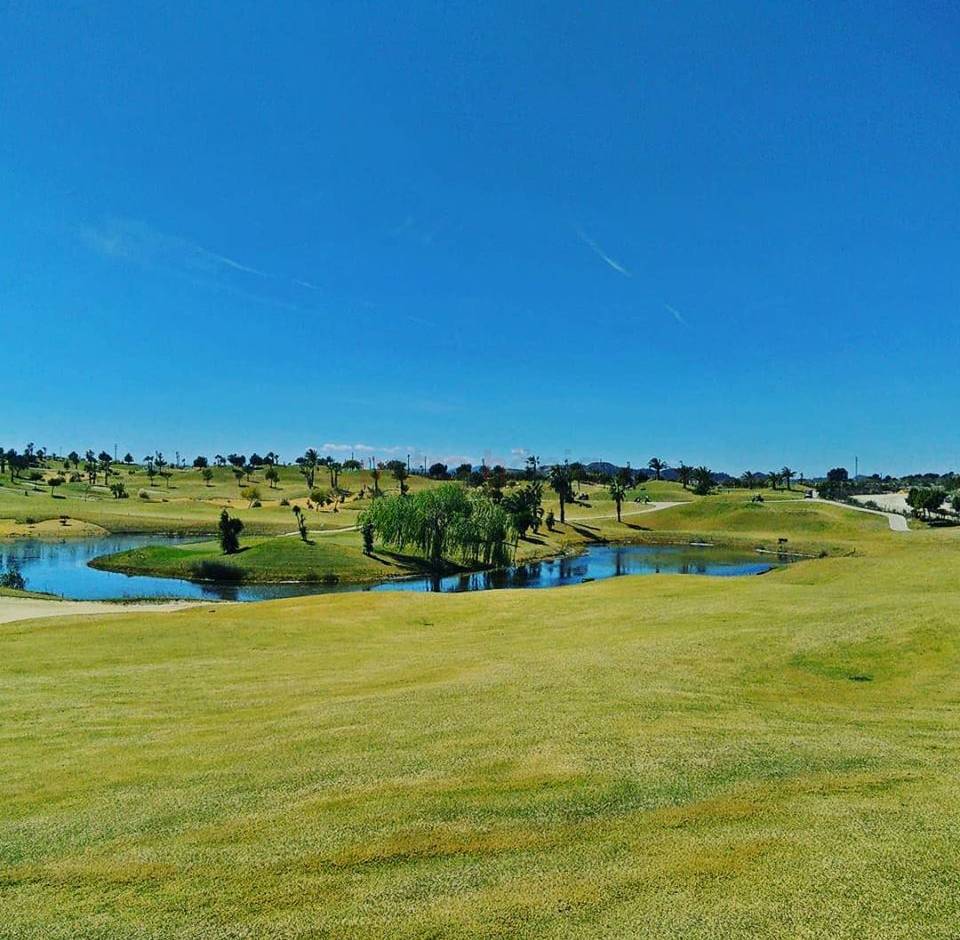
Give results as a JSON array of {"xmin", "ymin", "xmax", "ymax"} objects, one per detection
[
  {"xmin": 0, "ymin": 566, "xmax": 26, "ymax": 591},
  {"xmin": 190, "ymin": 560, "xmax": 244, "ymax": 582},
  {"xmin": 27, "ymin": 470, "xmax": 43, "ymax": 481},
  {"xmin": 138, "ymin": 489, "xmax": 150, "ymax": 500},
  {"xmin": 362, "ymin": 521, "xmax": 374, "ymax": 555},
  {"xmin": 218, "ymin": 509, "xmax": 244, "ymax": 554},
  {"xmin": 279, "ymin": 497, "xmax": 290, "ymax": 506}
]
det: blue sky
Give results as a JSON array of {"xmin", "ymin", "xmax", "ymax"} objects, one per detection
[{"xmin": 2, "ymin": 1, "xmax": 957, "ymax": 475}]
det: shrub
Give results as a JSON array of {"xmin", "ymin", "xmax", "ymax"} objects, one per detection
[
  {"xmin": 279, "ymin": 497, "xmax": 290, "ymax": 506},
  {"xmin": 138, "ymin": 489, "xmax": 150, "ymax": 500},
  {"xmin": 218, "ymin": 509, "xmax": 244, "ymax": 554},
  {"xmin": 190, "ymin": 560, "xmax": 244, "ymax": 582},
  {"xmin": 0, "ymin": 566, "xmax": 26, "ymax": 591}
]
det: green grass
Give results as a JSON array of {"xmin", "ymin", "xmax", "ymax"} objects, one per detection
[
  {"xmin": 0, "ymin": 585, "xmax": 54, "ymax": 599},
  {"xmin": 91, "ymin": 532, "xmax": 441, "ymax": 584},
  {"xmin": 3, "ymin": 507, "xmax": 959, "ymax": 936},
  {"xmin": 0, "ymin": 463, "xmax": 406, "ymax": 537},
  {"xmin": 630, "ymin": 491, "xmax": 888, "ymax": 553}
]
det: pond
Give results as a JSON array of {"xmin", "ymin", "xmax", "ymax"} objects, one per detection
[{"xmin": 1, "ymin": 535, "xmax": 792, "ymax": 602}]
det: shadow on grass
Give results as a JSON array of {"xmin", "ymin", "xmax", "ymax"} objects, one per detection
[
  {"xmin": 567, "ymin": 523, "xmax": 606, "ymax": 542},
  {"xmin": 375, "ymin": 549, "xmax": 470, "ymax": 576}
]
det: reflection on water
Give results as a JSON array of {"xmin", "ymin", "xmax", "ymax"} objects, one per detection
[
  {"xmin": 371, "ymin": 543, "xmax": 786, "ymax": 594},
  {"xmin": 0, "ymin": 535, "xmax": 789, "ymax": 602}
]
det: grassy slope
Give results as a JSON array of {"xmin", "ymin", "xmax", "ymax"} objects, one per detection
[
  {"xmin": 0, "ymin": 462, "xmax": 425, "ymax": 537},
  {"xmin": 4, "ymin": 512, "xmax": 960, "ymax": 937}
]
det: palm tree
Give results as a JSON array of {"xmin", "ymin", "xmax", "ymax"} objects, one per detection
[
  {"xmin": 300, "ymin": 448, "xmax": 319, "ymax": 489},
  {"xmin": 608, "ymin": 477, "xmax": 627, "ymax": 522},
  {"xmin": 767, "ymin": 470, "xmax": 781, "ymax": 491},
  {"xmin": 780, "ymin": 466, "xmax": 795, "ymax": 490},
  {"xmin": 548, "ymin": 462, "xmax": 573, "ymax": 524},
  {"xmin": 648, "ymin": 457, "xmax": 667, "ymax": 481},
  {"xmin": 693, "ymin": 466, "xmax": 713, "ymax": 495},
  {"xmin": 392, "ymin": 463, "xmax": 409, "ymax": 495},
  {"xmin": 328, "ymin": 460, "xmax": 342, "ymax": 489},
  {"xmin": 677, "ymin": 463, "xmax": 693, "ymax": 489}
]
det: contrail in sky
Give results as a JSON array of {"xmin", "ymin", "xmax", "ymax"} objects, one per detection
[
  {"xmin": 664, "ymin": 303, "xmax": 689, "ymax": 326},
  {"xmin": 576, "ymin": 228, "xmax": 632, "ymax": 277}
]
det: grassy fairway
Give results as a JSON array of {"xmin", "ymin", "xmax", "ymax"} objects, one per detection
[{"xmin": 3, "ymin": 510, "xmax": 960, "ymax": 937}]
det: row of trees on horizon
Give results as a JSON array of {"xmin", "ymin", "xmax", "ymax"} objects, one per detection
[{"xmin": 3, "ymin": 442, "xmax": 953, "ymax": 498}]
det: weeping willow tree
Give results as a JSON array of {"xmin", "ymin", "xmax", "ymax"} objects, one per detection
[{"xmin": 360, "ymin": 483, "xmax": 514, "ymax": 568}]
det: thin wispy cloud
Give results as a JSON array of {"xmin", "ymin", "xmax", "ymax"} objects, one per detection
[
  {"xmin": 207, "ymin": 252, "xmax": 272, "ymax": 278},
  {"xmin": 79, "ymin": 217, "xmax": 321, "ymax": 293},
  {"xmin": 318, "ymin": 443, "xmax": 479, "ymax": 466},
  {"xmin": 664, "ymin": 303, "xmax": 689, "ymax": 327},
  {"xmin": 576, "ymin": 228, "xmax": 632, "ymax": 277},
  {"xmin": 320, "ymin": 443, "xmax": 414, "ymax": 456},
  {"xmin": 392, "ymin": 215, "xmax": 443, "ymax": 247}
]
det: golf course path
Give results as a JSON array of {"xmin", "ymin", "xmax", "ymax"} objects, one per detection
[
  {"xmin": 567, "ymin": 501, "xmax": 684, "ymax": 523},
  {"xmin": 813, "ymin": 498, "xmax": 910, "ymax": 532},
  {"xmin": 0, "ymin": 597, "xmax": 202, "ymax": 626}
]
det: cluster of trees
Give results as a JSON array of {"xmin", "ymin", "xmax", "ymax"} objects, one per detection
[
  {"xmin": 736, "ymin": 467, "xmax": 798, "ymax": 491},
  {"xmin": 360, "ymin": 484, "xmax": 514, "ymax": 568},
  {"xmin": 0, "ymin": 443, "xmax": 46, "ymax": 480},
  {"xmin": 905, "ymin": 487, "xmax": 960, "ymax": 520}
]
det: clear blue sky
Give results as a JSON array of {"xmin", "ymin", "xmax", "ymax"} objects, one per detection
[{"xmin": 2, "ymin": 2, "xmax": 957, "ymax": 475}]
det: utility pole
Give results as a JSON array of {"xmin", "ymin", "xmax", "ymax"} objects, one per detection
[{"xmin": 855, "ymin": 455, "xmax": 859, "ymax": 480}]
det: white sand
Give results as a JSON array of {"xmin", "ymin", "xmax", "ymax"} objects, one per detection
[{"xmin": 0, "ymin": 596, "xmax": 201, "ymax": 625}]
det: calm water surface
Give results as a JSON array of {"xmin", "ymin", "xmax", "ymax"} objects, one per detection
[{"xmin": 0, "ymin": 535, "xmax": 790, "ymax": 602}]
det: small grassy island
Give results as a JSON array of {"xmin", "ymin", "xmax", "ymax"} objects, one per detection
[{"xmin": 89, "ymin": 531, "xmax": 445, "ymax": 584}]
